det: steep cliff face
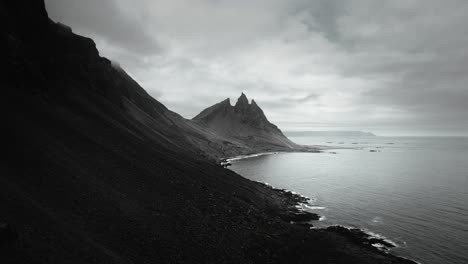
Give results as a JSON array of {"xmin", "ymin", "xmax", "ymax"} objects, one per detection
[
  {"xmin": 193, "ymin": 93, "xmax": 299, "ymax": 153},
  {"xmin": 3, "ymin": 0, "xmax": 188, "ymax": 152}
]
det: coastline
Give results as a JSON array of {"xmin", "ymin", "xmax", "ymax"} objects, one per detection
[
  {"xmin": 222, "ymin": 144, "xmax": 356, "ymax": 165},
  {"xmin": 221, "ymin": 147, "xmax": 322, "ymax": 166},
  {"xmin": 226, "ymin": 151, "xmax": 282, "ymax": 162},
  {"xmin": 227, "ymin": 151, "xmax": 420, "ymax": 264}
]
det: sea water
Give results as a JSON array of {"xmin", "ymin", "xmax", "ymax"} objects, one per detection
[{"xmin": 229, "ymin": 137, "xmax": 468, "ymax": 264}]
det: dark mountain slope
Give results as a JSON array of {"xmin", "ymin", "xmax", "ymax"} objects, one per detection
[
  {"xmin": 3, "ymin": 0, "xmax": 252, "ymax": 161},
  {"xmin": 2, "ymin": 1, "xmax": 415, "ymax": 263}
]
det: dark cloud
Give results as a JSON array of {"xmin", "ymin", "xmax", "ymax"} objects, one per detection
[
  {"xmin": 294, "ymin": 0, "xmax": 346, "ymax": 43},
  {"xmin": 45, "ymin": 0, "xmax": 160, "ymax": 55},
  {"xmin": 44, "ymin": 0, "xmax": 468, "ymax": 136}
]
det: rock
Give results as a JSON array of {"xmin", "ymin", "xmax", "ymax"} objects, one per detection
[
  {"xmin": 280, "ymin": 211, "xmax": 320, "ymax": 222},
  {"xmin": 326, "ymin": 226, "xmax": 395, "ymax": 249}
]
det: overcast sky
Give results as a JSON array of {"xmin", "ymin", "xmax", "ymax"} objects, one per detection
[{"xmin": 45, "ymin": 0, "xmax": 468, "ymax": 136}]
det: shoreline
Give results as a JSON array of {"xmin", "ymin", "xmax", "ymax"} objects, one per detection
[
  {"xmin": 227, "ymin": 152, "xmax": 420, "ymax": 264},
  {"xmin": 226, "ymin": 151, "xmax": 282, "ymax": 162},
  {"xmin": 221, "ymin": 147, "xmax": 322, "ymax": 165},
  {"xmin": 222, "ymin": 145, "xmax": 357, "ymax": 165}
]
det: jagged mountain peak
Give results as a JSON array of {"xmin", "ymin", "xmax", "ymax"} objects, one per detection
[
  {"xmin": 194, "ymin": 93, "xmax": 269, "ymax": 123},
  {"xmin": 221, "ymin": 97, "xmax": 231, "ymax": 105},
  {"xmin": 193, "ymin": 93, "xmax": 296, "ymax": 149},
  {"xmin": 234, "ymin": 92, "xmax": 249, "ymax": 110},
  {"xmin": 233, "ymin": 93, "xmax": 265, "ymax": 115},
  {"xmin": 250, "ymin": 99, "xmax": 262, "ymax": 110}
]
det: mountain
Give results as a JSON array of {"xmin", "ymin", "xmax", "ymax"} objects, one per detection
[
  {"xmin": 1, "ymin": 1, "xmax": 415, "ymax": 263},
  {"xmin": 285, "ymin": 131, "xmax": 376, "ymax": 137},
  {"xmin": 194, "ymin": 93, "xmax": 305, "ymax": 155}
]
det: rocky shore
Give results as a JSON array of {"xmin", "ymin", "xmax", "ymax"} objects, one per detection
[
  {"xmin": 224, "ymin": 153, "xmax": 418, "ymax": 263},
  {"xmin": 228, "ymin": 178, "xmax": 418, "ymax": 264}
]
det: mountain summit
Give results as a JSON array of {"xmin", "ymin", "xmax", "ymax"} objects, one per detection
[{"xmin": 193, "ymin": 93, "xmax": 298, "ymax": 152}]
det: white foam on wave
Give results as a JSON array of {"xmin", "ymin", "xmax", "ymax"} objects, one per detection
[
  {"xmin": 226, "ymin": 152, "xmax": 279, "ymax": 162},
  {"xmin": 330, "ymin": 225, "xmax": 400, "ymax": 250},
  {"xmin": 372, "ymin": 243, "xmax": 385, "ymax": 249},
  {"xmin": 282, "ymin": 188, "xmax": 311, "ymax": 200},
  {"xmin": 305, "ymin": 205, "xmax": 326, "ymax": 210},
  {"xmin": 399, "ymin": 257, "xmax": 423, "ymax": 264},
  {"xmin": 371, "ymin": 216, "xmax": 383, "ymax": 224},
  {"xmin": 363, "ymin": 229, "xmax": 399, "ymax": 248},
  {"xmin": 238, "ymin": 174, "xmax": 326, "ymax": 223},
  {"xmin": 295, "ymin": 204, "xmax": 326, "ymax": 212}
]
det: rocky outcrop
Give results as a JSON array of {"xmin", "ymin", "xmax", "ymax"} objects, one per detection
[
  {"xmin": 195, "ymin": 93, "xmax": 284, "ymax": 135},
  {"xmin": 193, "ymin": 93, "xmax": 309, "ymax": 156}
]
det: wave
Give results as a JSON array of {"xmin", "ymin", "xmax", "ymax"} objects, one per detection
[
  {"xmin": 330, "ymin": 225, "xmax": 422, "ymax": 264},
  {"xmin": 226, "ymin": 152, "xmax": 279, "ymax": 162},
  {"xmin": 258, "ymin": 183, "xmax": 324, "ymax": 219},
  {"xmin": 330, "ymin": 225, "xmax": 400, "ymax": 249},
  {"xmin": 304, "ymin": 205, "xmax": 326, "ymax": 210},
  {"xmin": 295, "ymin": 204, "xmax": 326, "ymax": 211},
  {"xmin": 281, "ymin": 188, "xmax": 311, "ymax": 200},
  {"xmin": 362, "ymin": 229, "xmax": 399, "ymax": 248}
]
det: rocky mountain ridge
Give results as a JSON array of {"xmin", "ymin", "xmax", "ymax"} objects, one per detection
[
  {"xmin": 195, "ymin": 93, "xmax": 283, "ymax": 133},
  {"xmin": 193, "ymin": 93, "xmax": 308, "ymax": 156}
]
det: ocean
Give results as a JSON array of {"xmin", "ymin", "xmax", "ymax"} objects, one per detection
[{"xmin": 229, "ymin": 136, "xmax": 468, "ymax": 264}]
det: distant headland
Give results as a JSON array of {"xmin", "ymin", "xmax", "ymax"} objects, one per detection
[{"xmin": 285, "ymin": 131, "xmax": 376, "ymax": 137}]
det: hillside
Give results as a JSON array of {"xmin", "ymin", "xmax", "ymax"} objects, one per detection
[{"xmin": 2, "ymin": 1, "xmax": 415, "ymax": 263}]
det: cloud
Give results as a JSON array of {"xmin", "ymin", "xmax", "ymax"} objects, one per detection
[
  {"xmin": 45, "ymin": 0, "xmax": 161, "ymax": 55},
  {"xmin": 44, "ymin": 0, "xmax": 468, "ymax": 135}
]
